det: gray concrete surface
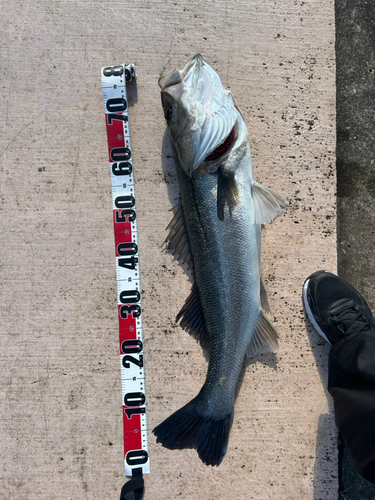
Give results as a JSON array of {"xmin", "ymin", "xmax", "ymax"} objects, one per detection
[
  {"xmin": 1, "ymin": 1, "xmax": 336, "ymax": 499},
  {"xmin": 337, "ymin": 0, "xmax": 375, "ymax": 307},
  {"xmin": 336, "ymin": 0, "xmax": 375, "ymax": 497}
]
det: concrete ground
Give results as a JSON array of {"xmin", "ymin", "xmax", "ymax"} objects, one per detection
[
  {"xmin": 1, "ymin": 1, "xmax": 338, "ymax": 499},
  {"xmin": 336, "ymin": 0, "xmax": 375, "ymax": 497}
]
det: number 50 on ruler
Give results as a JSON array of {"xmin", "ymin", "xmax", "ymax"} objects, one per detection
[{"xmin": 101, "ymin": 64, "xmax": 150, "ymax": 477}]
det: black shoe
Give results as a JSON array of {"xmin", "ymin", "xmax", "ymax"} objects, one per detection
[{"xmin": 303, "ymin": 270, "xmax": 375, "ymax": 345}]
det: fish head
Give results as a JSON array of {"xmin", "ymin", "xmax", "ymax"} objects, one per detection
[{"xmin": 159, "ymin": 54, "xmax": 242, "ymax": 176}]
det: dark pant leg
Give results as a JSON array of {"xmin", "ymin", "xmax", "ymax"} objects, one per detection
[{"xmin": 328, "ymin": 330, "xmax": 375, "ymax": 483}]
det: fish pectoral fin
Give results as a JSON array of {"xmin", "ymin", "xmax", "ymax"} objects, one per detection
[
  {"xmin": 252, "ymin": 181, "xmax": 289, "ymax": 224},
  {"xmin": 164, "ymin": 201, "xmax": 194, "ymax": 271},
  {"xmin": 176, "ymin": 283, "xmax": 209, "ymax": 353},
  {"xmin": 246, "ymin": 309, "xmax": 279, "ymax": 358},
  {"xmin": 217, "ymin": 167, "xmax": 239, "ymax": 221}
]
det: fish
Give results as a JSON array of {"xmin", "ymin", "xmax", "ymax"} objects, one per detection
[{"xmin": 153, "ymin": 54, "xmax": 287, "ymax": 466}]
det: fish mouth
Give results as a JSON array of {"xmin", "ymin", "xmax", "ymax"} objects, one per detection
[
  {"xmin": 203, "ymin": 122, "xmax": 238, "ymax": 165},
  {"xmin": 158, "ymin": 54, "xmax": 203, "ymax": 91}
]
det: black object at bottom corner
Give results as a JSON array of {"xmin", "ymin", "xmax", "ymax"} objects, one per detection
[{"xmin": 120, "ymin": 467, "xmax": 145, "ymax": 500}]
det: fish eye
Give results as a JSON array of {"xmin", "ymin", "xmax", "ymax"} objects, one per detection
[{"xmin": 165, "ymin": 106, "xmax": 173, "ymax": 121}]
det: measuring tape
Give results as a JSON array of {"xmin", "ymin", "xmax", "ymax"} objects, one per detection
[{"xmin": 101, "ymin": 64, "xmax": 150, "ymax": 480}]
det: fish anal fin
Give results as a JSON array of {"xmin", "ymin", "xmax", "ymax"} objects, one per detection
[
  {"xmin": 246, "ymin": 309, "xmax": 279, "ymax": 358},
  {"xmin": 252, "ymin": 181, "xmax": 289, "ymax": 224},
  {"xmin": 176, "ymin": 283, "xmax": 209, "ymax": 353}
]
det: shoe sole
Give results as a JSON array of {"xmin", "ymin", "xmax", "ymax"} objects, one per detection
[{"xmin": 302, "ymin": 278, "xmax": 332, "ymax": 345}]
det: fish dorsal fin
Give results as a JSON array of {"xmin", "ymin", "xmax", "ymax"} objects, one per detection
[
  {"xmin": 246, "ymin": 309, "xmax": 279, "ymax": 358},
  {"xmin": 252, "ymin": 181, "xmax": 289, "ymax": 224},
  {"xmin": 176, "ymin": 283, "xmax": 209, "ymax": 353},
  {"xmin": 164, "ymin": 202, "xmax": 194, "ymax": 271}
]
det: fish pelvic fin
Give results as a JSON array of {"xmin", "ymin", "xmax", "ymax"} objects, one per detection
[
  {"xmin": 153, "ymin": 395, "xmax": 233, "ymax": 466},
  {"xmin": 246, "ymin": 309, "xmax": 279, "ymax": 358},
  {"xmin": 176, "ymin": 283, "xmax": 209, "ymax": 354},
  {"xmin": 252, "ymin": 181, "xmax": 289, "ymax": 224}
]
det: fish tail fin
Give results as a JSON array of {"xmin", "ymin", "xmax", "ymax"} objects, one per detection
[{"xmin": 153, "ymin": 395, "xmax": 233, "ymax": 466}]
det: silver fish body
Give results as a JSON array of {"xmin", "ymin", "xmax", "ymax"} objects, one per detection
[{"xmin": 154, "ymin": 55, "xmax": 287, "ymax": 466}]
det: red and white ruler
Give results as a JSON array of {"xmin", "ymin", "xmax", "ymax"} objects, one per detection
[{"xmin": 101, "ymin": 64, "xmax": 150, "ymax": 478}]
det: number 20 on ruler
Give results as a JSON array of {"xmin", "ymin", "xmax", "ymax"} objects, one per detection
[{"xmin": 101, "ymin": 64, "xmax": 150, "ymax": 476}]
